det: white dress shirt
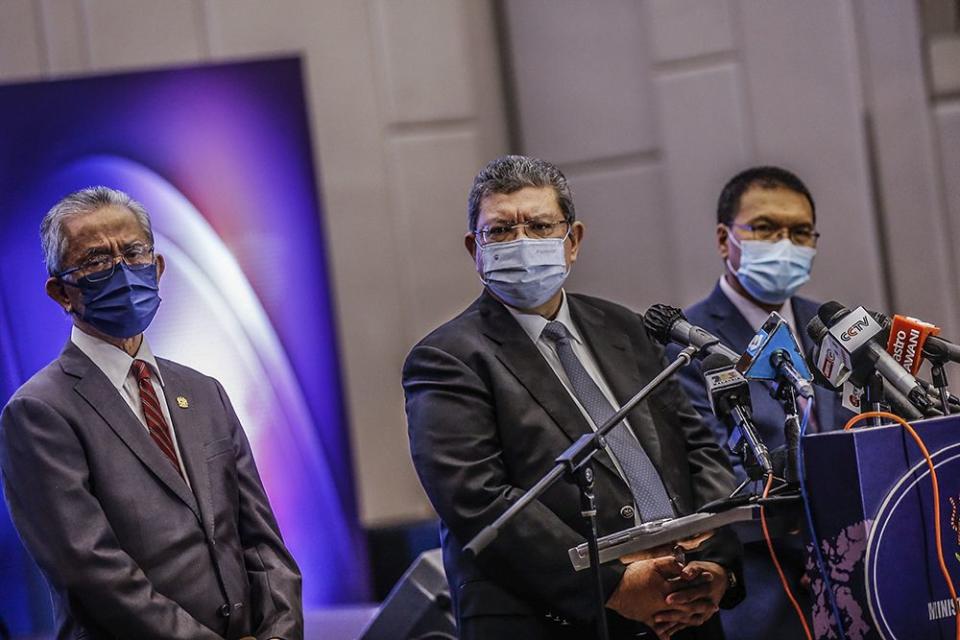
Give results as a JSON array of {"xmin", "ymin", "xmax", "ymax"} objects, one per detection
[
  {"xmin": 71, "ymin": 327, "xmax": 190, "ymax": 483},
  {"xmin": 718, "ymin": 275, "xmax": 797, "ymax": 334}
]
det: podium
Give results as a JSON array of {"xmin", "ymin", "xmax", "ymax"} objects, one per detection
[{"xmin": 802, "ymin": 414, "xmax": 960, "ymax": 639}]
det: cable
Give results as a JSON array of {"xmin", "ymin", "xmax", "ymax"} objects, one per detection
[
  {"xmin": 843, "ymin": 411, "xmax": 960, "ymax": 640},
  {"xmin": 760, "ymin": 472, "xmax": 814, "ymax": 640}
]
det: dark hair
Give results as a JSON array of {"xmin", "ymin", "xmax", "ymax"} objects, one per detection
[
  {"xmin": 467, "ymin": 155, "xmax": 575, "ymax": 232},
  {"xmin": 716, "ymin": 166, "xmax": 815, "ymax": 226}
]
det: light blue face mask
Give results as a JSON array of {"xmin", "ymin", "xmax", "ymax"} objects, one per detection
[
  {"xmin": 477, "ymin": 236, "xmax": 569, "ymax": 309},
  {"xmin": 727, "ymin": 234, "xmax": 816, "ymax": 305}
]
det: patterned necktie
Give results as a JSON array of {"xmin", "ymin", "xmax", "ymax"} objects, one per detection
[
  {"xmin": 541, "ymin": 321, "xmax": 674, "ymax": 521},
  {"xmin": 130, "ymin": 360, "xmax": 183, "ymax": 478}
]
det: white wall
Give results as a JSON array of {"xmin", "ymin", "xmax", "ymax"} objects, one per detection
[{"xmin": 1, "ymin": 0, "xmax": 958, "ymax": 527}]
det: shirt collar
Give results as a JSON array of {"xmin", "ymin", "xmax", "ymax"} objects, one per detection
[
  {"xmin": 504, "ymin": 290, "xmax": 585, "ymax": 345},
  {"xmin": 718, "ymin": 275, "xmax": 798, "ymax": 333},
  {"xmin": 71, "ymin": 326, "xmax": 164, "ymax": 391}
]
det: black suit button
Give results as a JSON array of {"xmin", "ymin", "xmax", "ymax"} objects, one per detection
[
  {"xmin": 218, "ymin": 603, "xmax": 231, "ymax": 618},
  {"xmin": 620, "ymin": 505, "xmax": 635, "ymax": 520}
]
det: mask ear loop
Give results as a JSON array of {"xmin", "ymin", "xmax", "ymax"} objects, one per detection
[{"xmin": 723, "ymin": 224, "xmax": 742, "ymax": 277}]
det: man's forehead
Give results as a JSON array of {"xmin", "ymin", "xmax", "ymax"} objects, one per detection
[
  {"xmin": 735, "ymin": 186, "xmax": 813, "ymax": 222},
  {"xmin": 477, "ymin": 186, "xmax": 562, "ymax": 220},
  {"xmin": 62, "ymin": 206, "xmax": 148, "ymax": 248}
]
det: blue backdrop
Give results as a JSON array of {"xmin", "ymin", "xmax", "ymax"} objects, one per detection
[{"xmin": 0, "ymin": 58, "xmax": 369, "ymax": 635}]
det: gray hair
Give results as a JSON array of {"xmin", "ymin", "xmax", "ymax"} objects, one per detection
[
  {"xmin": 40, "ymin": 186, "xmax": 154, "ymax": 276},
  {"xmin": 467, "ymin": 155, "xmax": 575, "ymax": 232}
]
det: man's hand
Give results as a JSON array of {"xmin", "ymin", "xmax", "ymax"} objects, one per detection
[
  {"xmin": 606, "ymin": 555, "xmax": 685, "ymax": 635},
  {"xmin": 651, "ymin": 561, "xmax": 729, "ymax": 638}
]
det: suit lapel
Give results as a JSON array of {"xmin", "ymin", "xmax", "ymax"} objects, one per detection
[
  {"xmin": 478, "ymin": 294, "xmax": 622, "ymax": 477},
  {"xmin": 704, "ymin": 284, "xmax": 755, "ymax": 354},
  {"xmin": 158, "ymin": 361, "xmax": 216, "ymax": 538},
  {"xmin": 61, "ymin": 344, "xmax": 201, "ymax": 520},
  {"xmin": 568, "ymin": 297, "xmax": 666, "ymax": 467}
]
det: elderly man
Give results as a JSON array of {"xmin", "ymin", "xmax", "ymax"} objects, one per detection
[
  {"xmin": 0, "ymin": 187, "xmax": 302, "ymax": 639},
  {"xmin": 667, "ymin": 166, "xmax": 851, "ymax": 640},
  {"xmin": 403, "ymin": 155, "xmax": 743, "ymax": 640}
]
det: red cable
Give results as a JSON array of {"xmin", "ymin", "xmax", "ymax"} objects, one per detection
[{"xmin": 760, "ymin": 472, "xmax": 814, "ymax": 640}]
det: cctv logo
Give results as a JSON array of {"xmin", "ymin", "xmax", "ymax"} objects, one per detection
[{"xmin": 840, "ymin": 315, "xmax": 873, "ymax": 342}]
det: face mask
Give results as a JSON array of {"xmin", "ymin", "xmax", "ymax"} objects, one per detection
[
  {"xmin": 727, "ymin": 234, "xmax": 816, "ymax": 305},
  {"xmin": 477, "ymin": 236, "xmax": 569, "ymax": 309},
  {"xmin": 66, "ymin": 262, "xmax": 162, "ymax": 338}
]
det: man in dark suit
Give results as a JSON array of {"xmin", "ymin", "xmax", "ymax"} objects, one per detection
[
  {"xmin": 403, "ymin": 155, "xmax": 744, "ymax": 640},
  {"xmin": 666, "ymin": 166, "xmax": 851, "ymax": 640},
  {"xmin": 0, "ymin": 187, "xmax": 302, "ymax": 639}
]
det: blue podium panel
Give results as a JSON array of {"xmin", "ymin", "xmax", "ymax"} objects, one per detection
[{"xmin": 803, "ymin": 415, "xmax": 960, "ymax": 639}]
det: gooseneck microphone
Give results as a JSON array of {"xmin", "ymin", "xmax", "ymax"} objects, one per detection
[
  {"xmin": 644, "ymin": 304, "xmax": 740, "ymax": 362},
  {"xmin": 701, "ymin": 352, "xmax": 773, "ymax": 476}
]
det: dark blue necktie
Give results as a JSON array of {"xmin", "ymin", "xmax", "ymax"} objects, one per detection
[{"xmin": 541, "ymin": 321, "xmax": 674, "ymax": 521}]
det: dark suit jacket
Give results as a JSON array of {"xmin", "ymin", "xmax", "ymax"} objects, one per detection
[
  {"xmin": 0, "ymin": 342, "xmax": 302, "ymax": 640},
  {"xmin": 403, "ymin": 291, "xmax": 743, "ymax": 639},
  {"xmin": 666, "ymin": 283, "xmax": 851, "ymax": 482}
]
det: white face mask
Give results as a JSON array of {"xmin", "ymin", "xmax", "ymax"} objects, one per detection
[
  {"xmin": 477, "ymin": 236, "xmax": 569, "ymax": 309},
  {"xmin": 726, "ymin": 233, "xmax": 816, "ymax": 304}
]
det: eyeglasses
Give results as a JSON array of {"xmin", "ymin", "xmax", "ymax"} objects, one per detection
[
  {"xmin": 475, "ymin": 219, "xmax": 570, "ymax": 245},
  {"xmin": 57, "ymin": 244, "xmax": 156, "ymax": 283},
  {"xmin": 730, "ymin": 222, "xmax": 820, "ymax": 247}
]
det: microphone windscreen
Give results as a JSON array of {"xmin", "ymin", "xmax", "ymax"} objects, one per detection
[
  {"xmin": 817, "ymin": 300, "xmax": 848, "ymax": 326},
  {"xmin": 806, "ymin": 315, "xmax": 828, "ymax": 342},
  {"xmin": 702, "ymin": 352, "xmax": 735, "ymax": 373},
  {"xmin": 643, "ymin": 304, "xmax": 683, "ymax": 344}
]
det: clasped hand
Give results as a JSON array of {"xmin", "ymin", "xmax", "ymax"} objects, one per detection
[{"xmin": 606, "ymin": 556, "xmax": 728, "ymax": 640}]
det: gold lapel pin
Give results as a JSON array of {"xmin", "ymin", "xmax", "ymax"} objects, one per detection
[{"xmin": 176, "ymin": 396, "xmax": 189, "ymax": 408}]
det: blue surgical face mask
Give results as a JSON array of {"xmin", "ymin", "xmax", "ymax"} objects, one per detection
[
  {"xmin": 726, "ymin": 233, "xmax": 816, "ymax": 305},
  {"xmin": 477, "ymin": 236, "xmax": 569, "ymax": 309},
  {"xmin": 65, "ymin": 262, "xmax": 162, "ymax": 338}
]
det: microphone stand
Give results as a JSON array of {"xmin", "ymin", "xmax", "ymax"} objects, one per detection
[
  {"xmin": 861, "ymin": 372, "xmax": 885, "ymax": 427},
  {"xmin": 772, "ymin": 381, "xmax": 801, "ymax": 486},
  {"xmin": 923, "ymin": 343, "xmax": 953, "ymax": 415},
  {"xmin": 464, "ymin": 345, "xmax": 700, "ymax": 640}
]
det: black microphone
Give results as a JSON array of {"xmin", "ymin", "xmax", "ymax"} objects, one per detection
[
  {"xmin": 644, "ymin": 304, "xmax": 740, "ymax": 362},
  {"xmin": 815, "ymin": 301, "xmax": 933, "ymax": 414},
  {"xmin": 702, "ymin": 353, "xmax": 773, "ymax": 475}
]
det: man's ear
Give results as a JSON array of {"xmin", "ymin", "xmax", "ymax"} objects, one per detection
[
  {"xmin": 45, "ymin": 277, "xmax": 71, "ymax": 312},
  {"xmin": 156, "ymin": 254, "xmax": 165, "ymax": 281},
  {"xmin": 567, "ymin": 221, "xmax": 585, "ymax": 263},
  {"xmin": 464, "ymin": 232, "xmax": 478, "ymax": 263},
  {"xmin": 717, "ymin": 223, "xmax": 730, "ymax": 260}
]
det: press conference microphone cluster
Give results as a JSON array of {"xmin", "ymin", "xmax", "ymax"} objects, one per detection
[
  {"xmin": 806, "ymin": 301, "xmax": 935, "ymax": 416},
  {"xmin": 643, "ymin": 304, "xmax": 740, "ymax": 362}
]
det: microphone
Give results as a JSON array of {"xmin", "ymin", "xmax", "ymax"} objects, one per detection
[
  {"xmin": 814, "ymin": 301, "xmax": 933, "ymax": 413},
  {"xmin": 885, "ymin": 315, "xmax": 941, "ymax": 374},
  {"xmin": 807, "ymin": 314, "xmax": 926, "ymax": 420},
  {"xmin": 644, "ymin": 304, "xmax": 740, "ymax": 362},
  {"xmin": 736, "ymin": 311, "xmax": 814, "ymax": 399},
  {"xmin": 702, "ymin": 353, "xmax": 773, "ymax": 475}
]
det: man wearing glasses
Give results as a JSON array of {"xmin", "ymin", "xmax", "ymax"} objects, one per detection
[
  {"xmin": 666, "ymin": 166, "xmax": 850, "ymax": 640},
  {"xmin": 0, "ymin": 187, "xmax": 302, "ymax": 639},
  {"xmin": 404, "ymin": 155, "xmax": 743, "ymax": 639}
]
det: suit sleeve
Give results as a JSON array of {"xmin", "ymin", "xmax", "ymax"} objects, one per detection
[
  {"xmin": 0, "ymin": 395, "xmax": 223, "ymax": 639},
  {"xmin": 657, "ymin": 343, "xmax": 745, "ymax": 608},
  {"xmin": 213, "ymin": 380, "xmax": 303, "ymax": 640},
  {"xmin": 664, "ymin": 343, "xmax": 745, "ymax": 481},
  {"xmin": 403, "ymin": 343, "xmax": 627, "ymax": 624}
]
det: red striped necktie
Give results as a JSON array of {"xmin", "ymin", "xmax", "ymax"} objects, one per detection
[{"xmin": 130, "ymin": 360, "xmax": 183, "ymax": 479}]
